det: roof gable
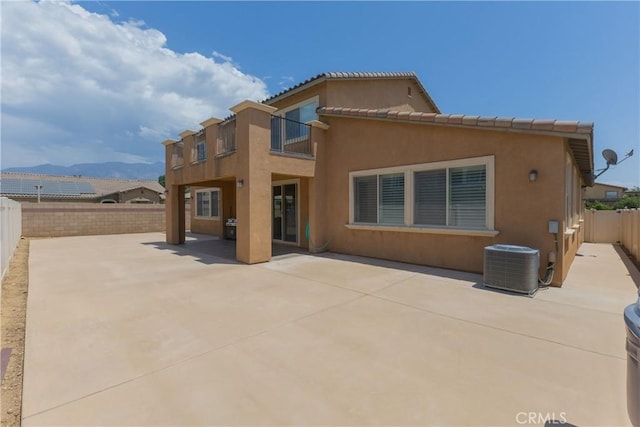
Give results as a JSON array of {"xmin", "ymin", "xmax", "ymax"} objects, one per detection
[{"xmin": 263, "ymin": 72, "xmax": 440, "ymax": 113}]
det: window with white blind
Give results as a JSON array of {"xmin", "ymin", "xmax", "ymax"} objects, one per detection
[
  {"xmin": 195, "ymin": 188, "xmax": 221, "ymax": 219},
  {"xmin": 353, "ymin": 173, "xmax": 405, "ymax": 224},
  {"xmin": 350, "ymin": 156, "xmax": 494, "ymax": 232}
]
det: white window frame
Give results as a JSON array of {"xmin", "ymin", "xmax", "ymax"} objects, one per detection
[
  {"xmin": 275, "ymin": 95, "xmax": 320, "ymax": 120},
  {"xmin": 274, "ymin": 96, "xmax": 319, "ymax": 145},
  {"xmin": 348, "ymin": 156, "xmax": 496, "ymax": 236},
  {"xmin": 565, "ymin": 152, "xmax": 581, "ymax": 233},
  {"xmin": 195, "ymin": 140, "xmax": 206, "ymax": 162},
  {"xmin": 192, "ymin": 131, "xmax": 207, "ymax": 163},
  {"xmin": 195, "ymin": 188, "xmax": 221, "ymax": 220}
]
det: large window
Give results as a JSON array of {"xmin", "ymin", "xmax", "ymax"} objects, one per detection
[
  {"xmin": 195, "ymin": 188, "xmax": 221, "ymax": 219},
  {"xmin": 350, "ymin": 156, "xmax": 494, "ymax": 231}
]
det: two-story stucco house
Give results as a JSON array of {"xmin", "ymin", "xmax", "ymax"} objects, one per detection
[{"xmin": 163, "ymin": 72, "xmax": 593, "ymax": 285}]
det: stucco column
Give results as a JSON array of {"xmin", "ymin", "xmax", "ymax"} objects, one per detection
[
  {"xmin": 307, "ymin": 120, "xmax": 330, "ymax": 253},
  {"xmin": 231, "ymin": 100, "xmax": 277, "ymax": 264},
  {"xmin": 165, "ymin": 184, "xmax": 185, "ymax": 245}
]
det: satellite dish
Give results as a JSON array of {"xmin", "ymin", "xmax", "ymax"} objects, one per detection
[{"xmin": 602, "ymin": 149, "xmax": 618, "ymax": 166}]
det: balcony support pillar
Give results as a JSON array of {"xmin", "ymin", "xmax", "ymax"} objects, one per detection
[
  {"xmin": 166, "ymin": 184, "xmax": 185, "ymax": 245},
  {"xmin": 231, "ymin": 100, "xmax": 277, "ymax": 264}
]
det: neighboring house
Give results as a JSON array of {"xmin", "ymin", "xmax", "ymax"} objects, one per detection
[
  {"xmin": 0, "ymin": 173, "xmax": 165, "ymax": 204},
  {"xmin": 583, "ymin": 183, "xmax": 627, "ymax": 206},
  {"xmin": 163, "ymin": 72, "xmax": 594, "ymax": 285}
]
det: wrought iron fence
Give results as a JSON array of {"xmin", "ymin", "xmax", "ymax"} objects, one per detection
[
  {"xmin": 217, "ymin": 117, "xmax": 236, "ymax": 156},
  {"xmin": 270, "ymin": 116, "xmax": 313, "ymax": 157}
]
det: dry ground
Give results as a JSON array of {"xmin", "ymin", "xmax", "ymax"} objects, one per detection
[{"xmin": 1, "ymin": 238, "xmax": 29, "ymax": 427}]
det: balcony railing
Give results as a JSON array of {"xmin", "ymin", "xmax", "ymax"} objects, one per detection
[
  {"xmin": 171, "ymin": 143, "xmax": 184, "ymax": 169},
  {"xmin": 217, "ymin": 117, "xmax": 236, "ymax": 156},
  {"xmin": 270, "ymin": 116, "xmax": 313, "ymax": 158}
]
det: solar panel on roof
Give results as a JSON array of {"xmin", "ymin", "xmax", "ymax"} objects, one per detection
[
  {"xmin": 19, "ymin": 179, "xmax": 40, "ymax": 195},
  {"xmin": 77, "ymin": 182, "xmax": 95, "ymax": 194},
  {"xmin": 1, "ymin": 177, "xmax": 97, "ymax": 197},
  {"xmin": 0, "ymin": 179, "xmax": 23, "ymax": 194},
  {"xmin": 40, "ymin": 180, "xmax": 62, "ymax": 195},
  {"xmin": 58, "ymin": 182, "xmax": 77, "ymax": 194}
]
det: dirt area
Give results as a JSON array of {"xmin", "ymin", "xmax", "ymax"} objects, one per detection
[{"xmin": 1, "ymin": 238, "xmax": 29, "ymax": 427}]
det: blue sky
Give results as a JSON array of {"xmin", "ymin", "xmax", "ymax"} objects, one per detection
[{"xmin": 2, "ymin": 1, "xmax": 638, "ymax": 187}]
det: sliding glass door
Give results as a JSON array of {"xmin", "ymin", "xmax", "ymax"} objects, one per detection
[{"xmin": 272, "ymin": 182, "xmax": 297, "ymax": 243}]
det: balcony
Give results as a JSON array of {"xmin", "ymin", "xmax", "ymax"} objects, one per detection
[
  {"xmin": 270, "ymin": 116, "xmax": 314, "ymax": 158},
  {"xmin": 217, "ymin": 117, "xmax": 236, "ymax": 157},
  {"xmin": 171, "ymin": 143, "xmax": 184, "ymax": 169}
]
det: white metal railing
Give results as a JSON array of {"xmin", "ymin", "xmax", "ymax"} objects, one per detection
[{"xmin": 270, "ymin": 115, "xmax": 313, "ymax": 157}]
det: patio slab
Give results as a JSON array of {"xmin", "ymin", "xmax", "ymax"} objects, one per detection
[{"xmin": 22, "ymin": 233, "xmax": 637, "ymax": 426}]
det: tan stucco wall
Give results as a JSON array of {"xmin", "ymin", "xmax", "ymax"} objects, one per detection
[
  {"xmin": 190, "ymin": 182, "xmax": 236, "ymax": 237},
  {"xmin": 267, "ymin": 77, "xmax": 436, "ymax": 115},
  {"xmin": 98, "ymin": 187, "xmax": 162, "ymax": 204},
  {"xmin": 326, "ymin": 79, "xmax": 436, "ymax": 112},
  {"xmin": 319, "ymin": 116, "xmax": 570, "ymax": 285},
  {"xmin": 583, "ymin": 183, "xmax": 626, "ymax": 199}
]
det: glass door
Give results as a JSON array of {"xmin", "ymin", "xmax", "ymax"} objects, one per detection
[{"xmin": 272, "ymin": 182, "xmax": 297, "ymax": 243}]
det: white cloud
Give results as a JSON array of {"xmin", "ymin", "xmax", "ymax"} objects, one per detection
[
  {"xmin": 0, "ymin": 0, "xmax": 269, "ymax": 168},
  {"xmin": 212, "ymin": 51, "xmax": 234, "ymax": 64}
]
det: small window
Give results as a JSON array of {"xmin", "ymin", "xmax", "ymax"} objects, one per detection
[
  {"xmin": 193, "ymin": 132, "xmax": 206, "ymax": 162},
  {"xmin": 195, "ymin": 188, "xmax": 221, "ymax": 219},
  {"xmin": 605, "ymin": 191, "xmax": 618, "ymax": 199}
]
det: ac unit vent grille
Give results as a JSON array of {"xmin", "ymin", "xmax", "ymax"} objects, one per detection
[{"xmin": 483, "ymin": 245, "xmax": 539, "ymax": 295}]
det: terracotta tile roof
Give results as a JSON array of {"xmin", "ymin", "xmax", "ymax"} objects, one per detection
[
  {"xmin": 317, "ymin": 107, "xmax": 594, "ymax": 135},
  {"xmin": 318, "ymin": 106, "xmax": 595, "ymax": 186},
  {"xmin": 262, "ymin": 72, "xmax": 441, "ymax": 113}
]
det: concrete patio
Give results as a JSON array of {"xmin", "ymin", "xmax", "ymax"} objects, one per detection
[{"xmin": 22, "ymin": 233, "xmax": 638, "ymax": 426}]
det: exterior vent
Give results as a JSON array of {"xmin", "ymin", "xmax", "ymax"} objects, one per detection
[{"xmin": 483, "ymin": 245, "xmax": 540, "ymax": 296}]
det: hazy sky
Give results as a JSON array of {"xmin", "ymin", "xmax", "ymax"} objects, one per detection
[{"xmin": 1, "ymin": 1, "xmax": 638, "ymax": 187}]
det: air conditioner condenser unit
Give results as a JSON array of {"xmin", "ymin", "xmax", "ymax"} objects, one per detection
[{"xmin": 483, "ymin": 245, "xmax": 539, "ymax": 296}]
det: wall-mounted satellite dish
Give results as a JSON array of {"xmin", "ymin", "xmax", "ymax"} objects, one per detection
[
  {"xmin": 602, "ymin": 149, "xmax": 618, "ymax": 165},
  {"xmin": 594, "ymin": 148, "xmax": 634, "ymax": 180}
]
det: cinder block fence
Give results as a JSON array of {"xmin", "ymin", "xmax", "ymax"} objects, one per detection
[{"xmin": 21, "ymin": 203, "xmax": 191, "ymax": 238}]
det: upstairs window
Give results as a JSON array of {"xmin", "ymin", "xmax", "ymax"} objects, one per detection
[
  {"xmin": 278, "ymin": 96, "xmax": 318, "ymax": 142},
  {"xmin": 193, "ymin": 132, "xmax": 206, "ymax": 163}
]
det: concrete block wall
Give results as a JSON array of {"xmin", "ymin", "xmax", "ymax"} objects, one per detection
[{"xmin": 22, "ymin": 203, "xmax": 190, "ymax": 238}]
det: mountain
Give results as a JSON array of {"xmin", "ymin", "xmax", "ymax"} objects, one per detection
[{"xmin": 2, "ymin": 161, "xmax": 165, "ymax": 180}]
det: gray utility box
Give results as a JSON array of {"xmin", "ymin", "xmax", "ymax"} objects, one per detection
[
  {"xmin": 625, "ymin": 292, "xmax": 640, "ymax": 427},
  {"xmin": 483, "ymin": 245, "xmax": 540, "ymax": 296}
]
